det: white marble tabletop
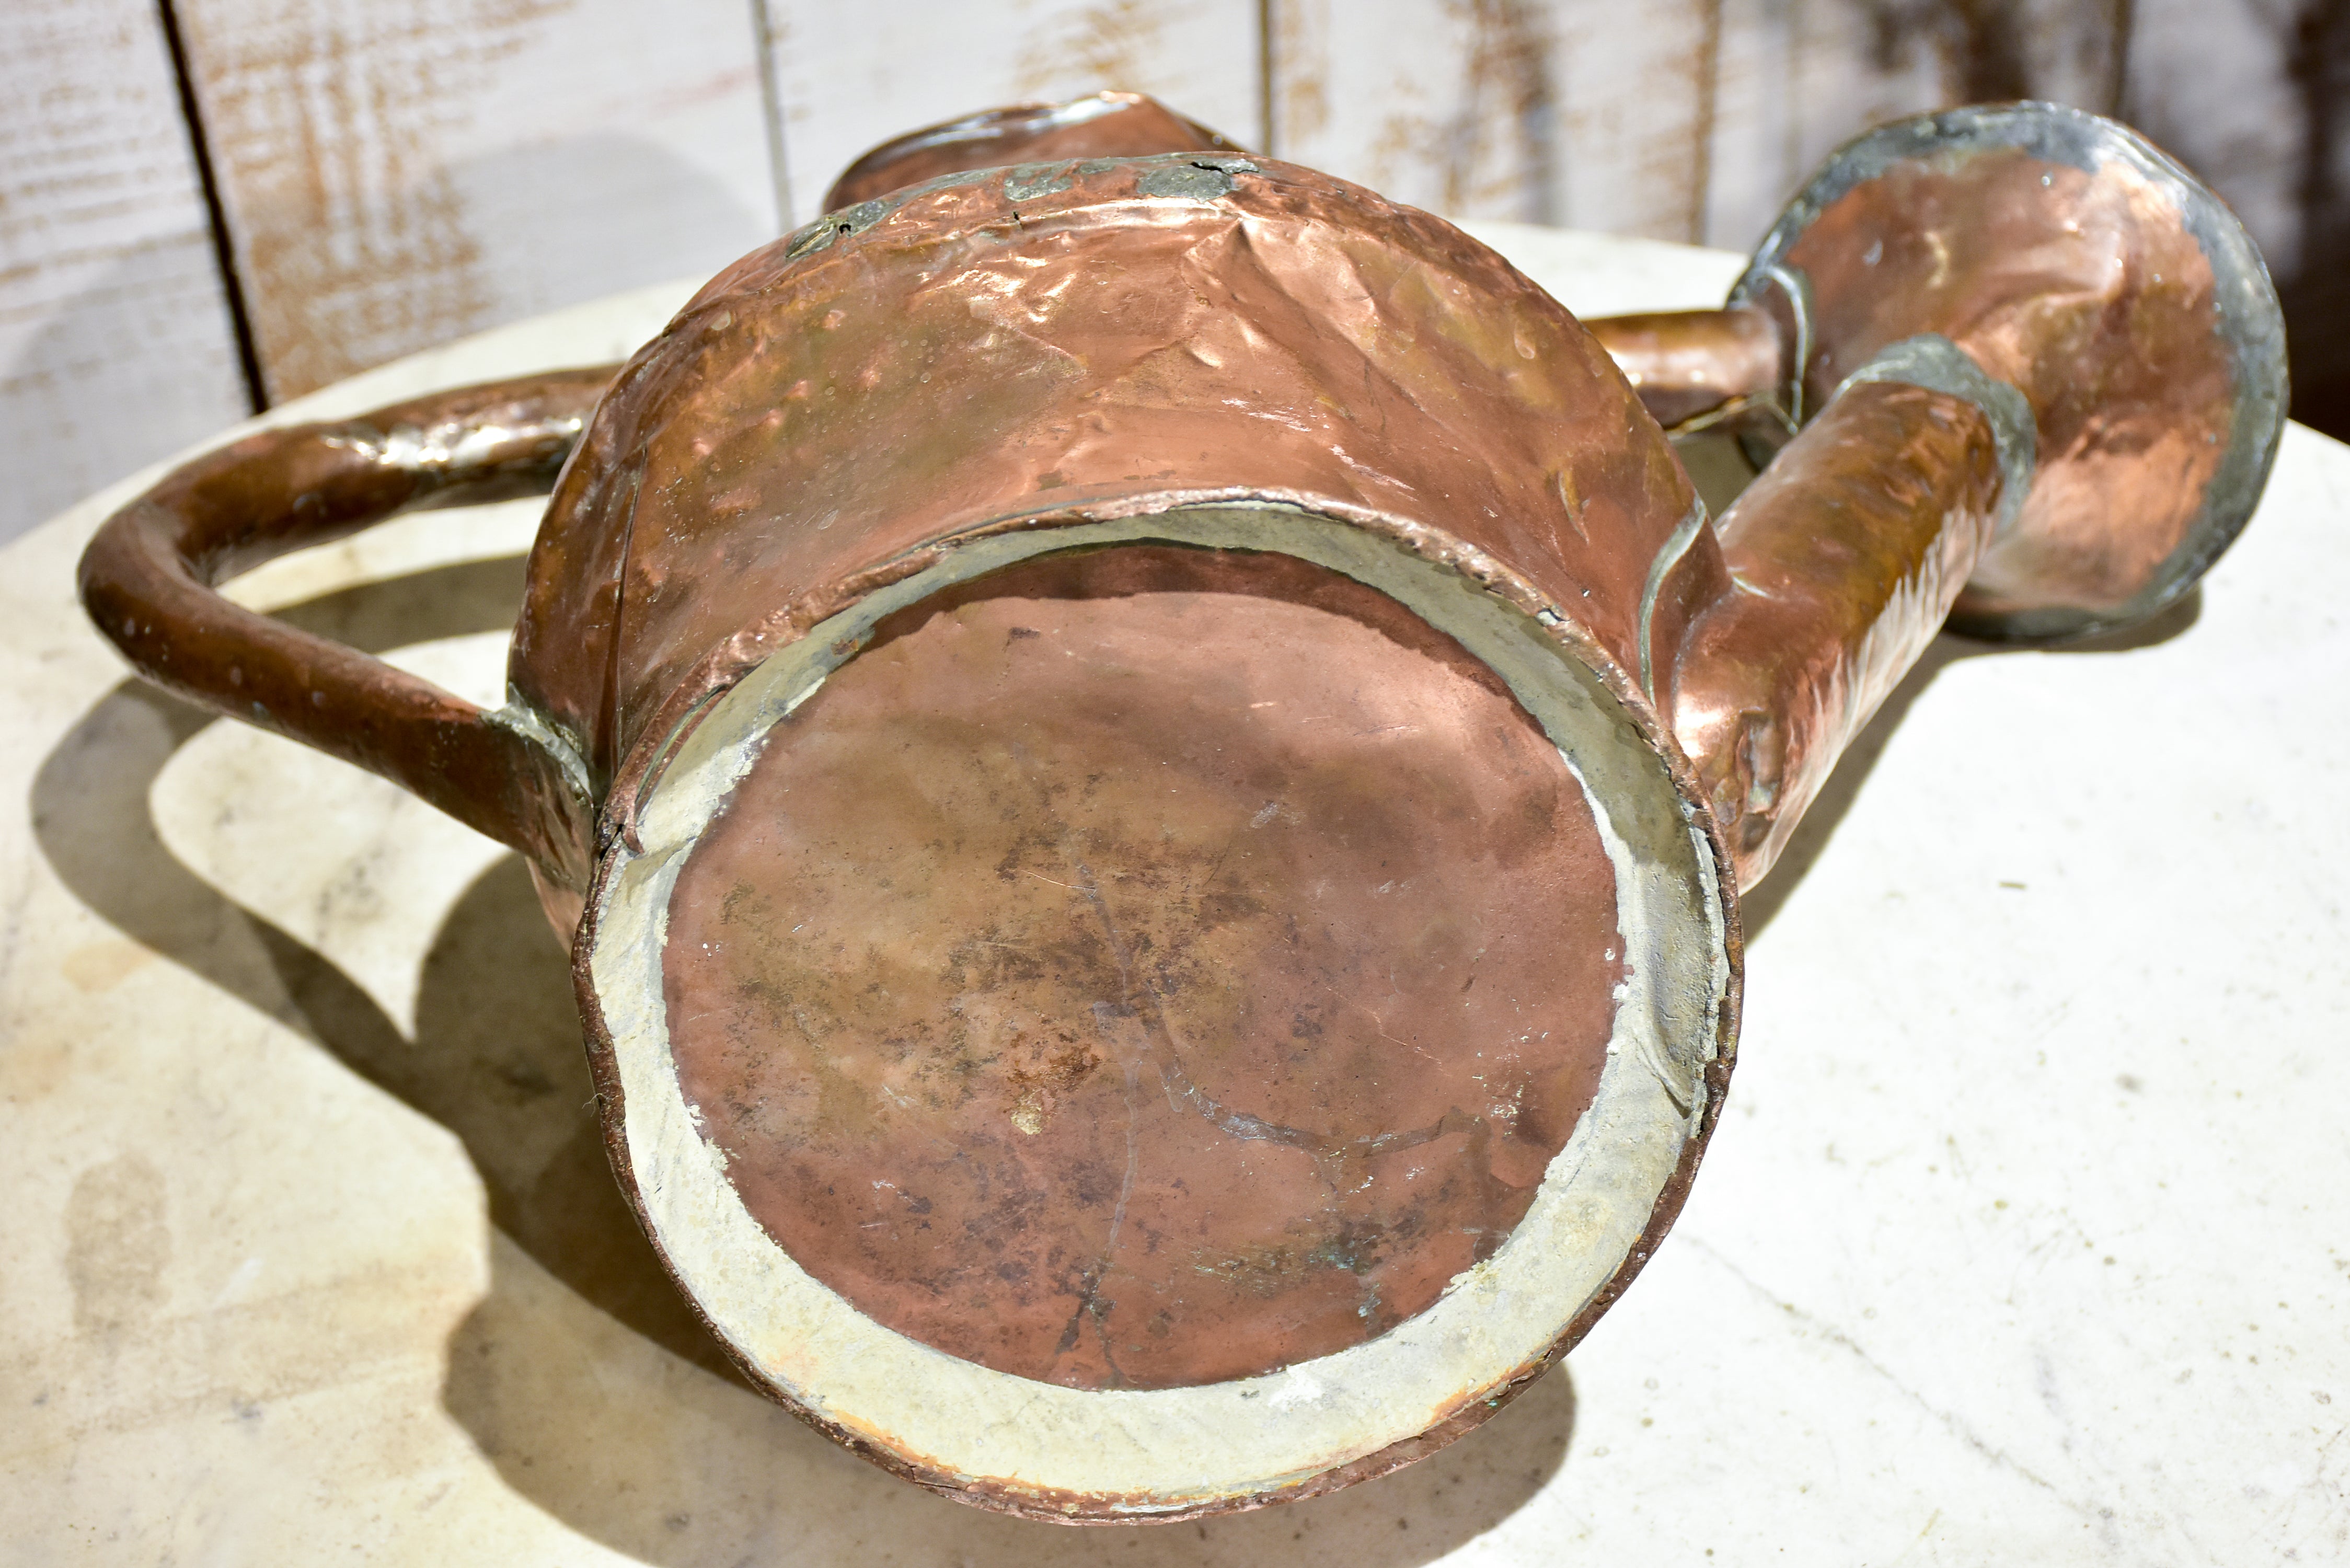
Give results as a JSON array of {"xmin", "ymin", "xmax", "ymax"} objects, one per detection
[{"xmin": 3, "ymin": 225, "xmax": 2344, "ymax": 1565}]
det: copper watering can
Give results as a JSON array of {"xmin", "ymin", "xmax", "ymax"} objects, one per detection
[{"xmin": 79, "ymin": 94, "xmax": 2284, "ymax": 1520}]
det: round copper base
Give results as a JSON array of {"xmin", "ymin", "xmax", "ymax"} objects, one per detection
[{"xmin": 657, "ymin": 545, "xmax": 1623, "ymax": 1389}]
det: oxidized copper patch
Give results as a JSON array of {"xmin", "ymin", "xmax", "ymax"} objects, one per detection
[{"xmin": 659, "ymin": 546, "xmax": 1623, "ymax": 1388}]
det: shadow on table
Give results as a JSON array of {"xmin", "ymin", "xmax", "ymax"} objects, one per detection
[
  {"xmin": 33, "ymin": 543, "xmax": 2206, "ymax": 1559},
  {"xmin": 1737, "ymin": 588, "xmax": 2205, "ymax": 941},
  {"xmin": 29, "ymin": 555, "xmax": 1576, "ymax": 1566}
]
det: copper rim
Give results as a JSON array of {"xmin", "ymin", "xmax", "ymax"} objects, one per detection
[{"xmin": 573, "ymin": 499, "xmax": 1736, "ymax": 1522}]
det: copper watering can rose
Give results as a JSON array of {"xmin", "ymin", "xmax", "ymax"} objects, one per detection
[{"xmin": 78, "ymin": 91, "xmax": 2284, "ymax": 1520}]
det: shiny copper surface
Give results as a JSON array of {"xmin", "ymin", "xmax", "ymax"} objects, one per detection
[
  {"xmin": 1589, "ymin": 106, "xmax": 2285, "ymax": 645},
  {"xmin": 532, "ymin": 151, "xmax": 1724, "ymax": 1497},
  {"xmin": 823, "ymin": 90, "xmax": 1238, "ymax": 213},
  {"xmin": 662, "ymin": 545, "xmax": 1622, "ymax": 1389},
  {"xmin": 1672, "ymin": 380, "xmax": 2005, "ymax": 876},
  {"xmin": 1588, "ymin": 304, "xmax": 1782, "ymax": 430},
  {"xmin": 73, "ymin": 93, "xmax": 2285, "ymax": 1523},
  {"xmin": 1599, "ymin": 105, "xmax": 2286, "ymax": 879},
  {"xmin": 1772, "ymin": 131, "xmax": 2245, "ymax": 632}
]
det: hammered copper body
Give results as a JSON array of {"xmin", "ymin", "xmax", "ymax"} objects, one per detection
[{"xmin": 75, "ymin": 98, "xmax": 2284, "ymax": 1521}]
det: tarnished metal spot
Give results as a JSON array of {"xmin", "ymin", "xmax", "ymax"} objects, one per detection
[
  {"xmin": 1732, "ymin": 261, "xmax": 1815, "ymax": 428},
  {"xmin": 783, "ymin": 220, "xmax": 842, "ymax": 261},
  {"xmin": 834, "ymin": 198, "xmax": 890, "ymax": 234},
  {"xmin": 1137, "ymin": 160, "xmax": 1240, "ymax": 201},
  {"xmin": 1636, "ymin": 499, "xmax": 1710, "ymax": 704},
  {"xmin": 485, "ymin": 694, "xmax": 593, "ymax": 809},
  {"xmin": 1003, "ymin": 162, "xmax": 1077, "ymax": 203},
  {"xmin": 785, "ymin": 197, "xmax": 894, "ymax": 262}
]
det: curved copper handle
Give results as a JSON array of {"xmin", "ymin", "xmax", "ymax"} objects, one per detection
[{"xmin": 77, "ymin": 370, "xmax": 618, "ymax": 892}]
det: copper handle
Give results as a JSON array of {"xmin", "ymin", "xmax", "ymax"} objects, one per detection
[
  {"xmin": 1587, "ymin": 303, "xmax": 1787, "ymax": 431},
  {"xmin": 76, "ymin": 370, "xmax": 616, "ymax": 886}
]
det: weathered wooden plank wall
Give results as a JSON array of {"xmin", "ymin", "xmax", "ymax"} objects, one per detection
[
  {"xmin": 767, "ymin": 0, "xmax": 1264, "ymax": 225},
  {"xmin": 168, "ymin": 0, "xmax": 781, "ymax": 403},
  {"xmin": 1, "ymin": 0, "xmax": 251, "ymax": 548},
  {"xmin": 2125, "ymin": 0, "xmax": 2350, "ymax": 431},
  {"xmin": 3, "ymin": 0, "xmax": 2343, "ymax": 544},
  {"xmin": 1269, "ymin": 0, "xmax": 1720, "ymax": 237},
  {"xmin": 1710, "ymin": 0, "xmax": 2134, "ymax": 237}
]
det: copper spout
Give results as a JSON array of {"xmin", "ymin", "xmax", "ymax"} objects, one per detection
[
  {"xmin": 1671, "ymin": 363, "xmax": 2018, "ymax": 879},
  {"xmin": 1611, "ymin": 105, "xmax": 2286, "ymax": 882}
]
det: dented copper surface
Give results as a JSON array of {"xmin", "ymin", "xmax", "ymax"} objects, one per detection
[
  {"xmin": 521, "ymin": 149, "xmax": 1703, "ymax": 836},
  {"xmin": 1631, "ymin": 103, "xmax": 2284, "ymax": 879},
  {"xmin": 75, "ymin": 95, "xmax": 2285, "ymax": 1522},
  {"xmin": 1673, "ymin": 377, "xmax": 2007, "ymax": 877},
  {"xmin": 1756, "ymin": 108, "xmax": 2282, "ymax": 640}
]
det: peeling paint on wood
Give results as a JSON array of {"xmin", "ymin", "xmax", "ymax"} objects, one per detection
[
  {"xmin": 1704, "ymin": 1, "xmax": 2136, "ymax": 248},
  {"xmin": 170, "ymin": 0, "xmax": 778, "ymax": 400},
  {"xmin": 4, "ymin": 0, "xmax": 2334, "ymax": 532},
  {"xmin": 1702, "ymin": 0, "xmax": 1946, "ymax": 252},
  {"xmin": 764, "ymin": 0, "xmax": 1263, "ymax": 227},
  {"xmin": 1269, "ymin": 1, "xmax": 1722, "ymax": 236},
  {"xmin": 0, "ymin": 0, "xmax": 247, "ymax": 545}
]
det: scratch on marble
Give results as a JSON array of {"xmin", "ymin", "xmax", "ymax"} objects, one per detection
[{"xmin": 1681, "ymin": 1236, "xmax": 2111, "ymax": 1521}]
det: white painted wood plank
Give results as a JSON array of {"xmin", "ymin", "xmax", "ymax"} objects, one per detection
[
  {"xmin": 172, "ymin": 0, "xmax": 782, "ymax": 400},
  {"xmin": 765, "ymin": 0, "xmax": 1264, "ymax": 226},
  {"xmin": 2010, "ymin": 0, "xmax": 2132, "ymax": 112},
  {"xmin": 1701, "ymin": 0, "xmax": 1945, "ymax": 255},
  {"xmin": 2122, "ymin": 0, "xmax": 2302, "ymax": 272},
  {"xmin": 0, "ymin": 0, "xmax": 249, "ymax": 545},
  {"xmin": 1269, "ymin": 1, "xmax": 1721, "ymax": 236},
  {"xmin": 1703, "ymin": 1, "xmax": 2133, "ymax": 255}
]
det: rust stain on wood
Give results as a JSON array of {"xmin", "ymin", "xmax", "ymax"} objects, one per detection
[
  {"xmin": 1450, "ymin": 0, "xmax": 1557, "ymax": 219},
  {"xmin": 1355, "ymin": 0, "xmax": 1556, "ymax": 221},
  {"xmin": 1016, "ymin": 0, "xmax": 1167, "ymax": 99},
  {"xmin": 178, "ymin": 0, "xmax": 577, "ymax": 400},
  {"xmin": 1856, "ymin": 0, "xmax": 2132, "ymax": 108},
  {"xmin": 1688, "ymin": 0, "xmax": 1724, "ymax": 243},
  {"xmin": 1270, "ymin": 0, "xmax": 1330, "ymax": 153}
]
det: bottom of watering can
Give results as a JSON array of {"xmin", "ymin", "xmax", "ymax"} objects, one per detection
[
  {"xmin": 657, "ymin": 544, "xmax": 1625, "ymax": 1390},
  {"xmin": 581, "ymin": 503, "xmax": 1734, "ymax": 1517}
]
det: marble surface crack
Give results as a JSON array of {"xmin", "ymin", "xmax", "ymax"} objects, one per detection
[{"xmin": 1680, "ymin": 1236, "xmax": 2123, "ymax": 1529}]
